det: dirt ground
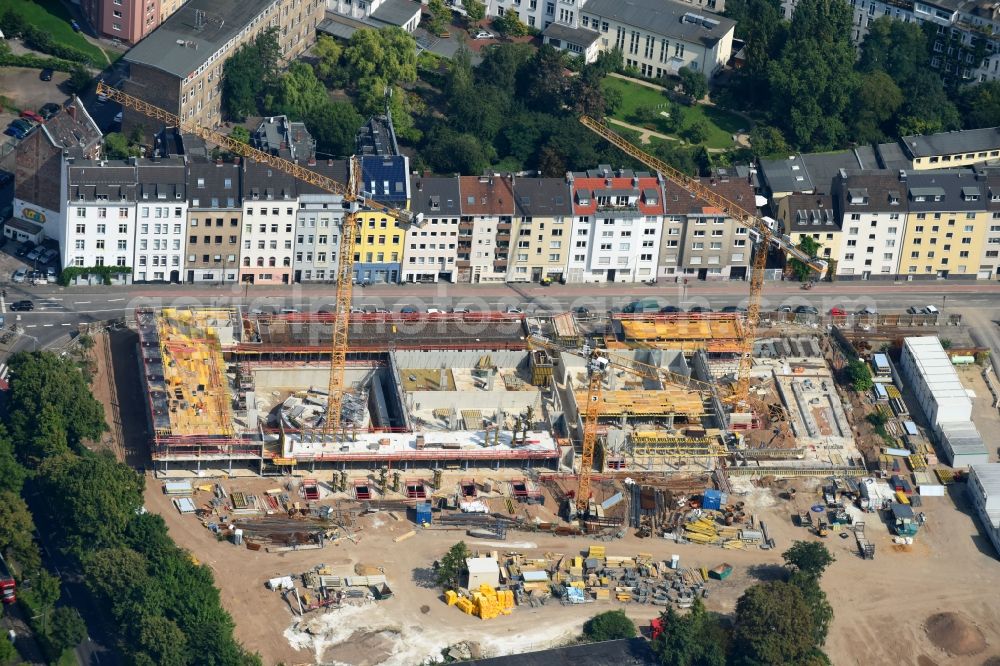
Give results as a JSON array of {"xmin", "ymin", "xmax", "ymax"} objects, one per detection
[{"xmin": 0, "ymin": 66, "xmax": 71, "ymax": 128}]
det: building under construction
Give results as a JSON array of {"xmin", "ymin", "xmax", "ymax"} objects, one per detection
[{"xmin": 136, "ymin": 308, "xmax": 730, "ymax": 477}]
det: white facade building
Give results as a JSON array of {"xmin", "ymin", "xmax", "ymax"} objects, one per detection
[
  {"xmin": 405, "ymin": 176, "xmax": 461, "ymax": 283},
  {"xmin": 898, "ymin": 336, "xmax": 973, "ymax": 427},
  {"xmin": 293, "ymin": 193, "xmax": 345, "ymax": 283},
  {"xmin": 833, "ymin": 172, "xmax": 906, "ymax": 280},
  {"xmin": 567, "ymin": 167, "xmax": 663, "ymax": 283},
  {"xmin": 135, "ymin": 158, "xmax": 187, "ymax": 283},
  {"xmin": 240, "ymin": 161, "xmax": 299, "ymax": 285},
  {"xmin": 968, "ymin": 464, "xmax": 1000, "ymax": 555},
  {"xmin": 63, "ymin": 159, "xmax": 138, "ymax": 281}
]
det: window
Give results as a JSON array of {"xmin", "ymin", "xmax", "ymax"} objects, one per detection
[{"xmin": 76, "ymin": 223, "xmax": 85, "ymax": 233}]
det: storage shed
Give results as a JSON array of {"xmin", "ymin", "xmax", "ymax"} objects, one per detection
[
  {"xmin": 872, "ymin": 353, "xmax": 891, "ymax": 378},
  {"xmin": 938, "ymin": 421, "xmax": 989, "ymax": 467},
  {"xmin": 898, "ymin": 336, "xmax": 972, "ymax": 427},
  {"xmin": 968, "ymin": 464, "xmax": 1000, "ymax": 556},
  {"xmin": 466, "ymin": 557, "xmax": 500, "ymax": 589}
]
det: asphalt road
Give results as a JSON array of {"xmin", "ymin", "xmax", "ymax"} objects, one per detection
[{"xmin": 1, "ymin": 279, "xmax": 999, "ymax": 351}]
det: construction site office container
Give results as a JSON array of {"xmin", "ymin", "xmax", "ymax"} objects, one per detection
[
  {"xmin": 898, "ymin": 337, "xmax": 972, "ymax": 427},
  {"xmin": 465, "ymin": 557, "xmax": 500, "ymax": 589},
  {"xmin": 414, "ymin": 502, "xmax": 432, "ymax": 525}
]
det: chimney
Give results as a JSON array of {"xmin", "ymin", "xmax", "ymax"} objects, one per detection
[
  {"xmin": 67, "ymin": 104, "xmax": 77, "ymax": 120},
  {"xmin": 307, "ymin": 157, "xmax": 316, "ymax": 166},
  {"xmin": 328, "ymin": 159, "xmax": 333, "ymax": 166}
]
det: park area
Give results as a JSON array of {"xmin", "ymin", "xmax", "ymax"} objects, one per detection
[
  {"xmin": 601, "ymin": 75, "xmax": 747, "ymax": 150},
  {"xmin": 2, "ymin": 0, "xmax": 111, "ymax": 65}
]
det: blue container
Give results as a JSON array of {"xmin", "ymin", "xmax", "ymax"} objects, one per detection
[
  {"xmin": 702, "ymin": 489, "xmax": 723, "ymax": 511},
  {"xmin": 415, "ymin": 502, "xmax": 432, "ymax": 525}
]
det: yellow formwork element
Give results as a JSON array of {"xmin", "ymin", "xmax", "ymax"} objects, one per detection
[
  {"xmin": 588, "ymin": 545, "xmax": 606, "ymax": 558},
  {"xmin": 455, "ymin": 597, "xmax": 475, "ymax": 614},
  {"xmin": 445, "ymin": 590, "xmax": 459, "ymax": 606},
  {"xmin": 575, "ymin": 389, "xmax": 707, "ymax": 418}
]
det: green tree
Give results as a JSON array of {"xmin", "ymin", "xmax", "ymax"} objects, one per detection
[
  {"xmin": 0, "ymin": 491, "xmax": 41, "ymax": 574},
  {"xmin": 36, "ymin": 451, "xmax": 144, "ymax": 556},
  {"xmin": 67, "ymin": 66, "xmax": 92, "ymax": 94},
  {"xmin": 422, "ymin": 127, "xmax": 492, "ymax": 174},
  {"xmin": 518, "ymin": 45, "xmax": 568, "ymax": 112},
  {"xmin": 783, "ymin": 541, "xmax": 835, "ymax": 577},
  {"xmin": 749, "ymin": 125, "xmax": 789, "ymax": 157},
  {"xmin": 103, "ymin": 132, "xmax": 135, "ymax": 160},
  {"xmin": 493, "ymin": 10, "xmax": 529, "ymax": 37},
  {"xmin": 426, "ymin": 0, "xmax": 450, "ymax": 35},
  {"xmin": 136, "ymin": 614, "xmax": 188, "ymax": 666},
  {"xmin": 582, "ymin": 610, "xmax": 637, "ymax": 642},
  {"xmin": 436, "ymin": 541, "xmax": 471, "ymax": 589},
  {"xmin": 313, "ymin": 35, "xmax": 347, "ymax": 87},
  {"xmin": 958, "ymin": 81, "xmax": 1000, "ymax": 129},
  {"xmin": 344, "ymin": 28, "xmax": 418, "ymax": 89},
  {"xmin": 846, "ymin": 359, "xmax": 873, "ymax": 392},
  {"xmin": 28, "ymin": 570, "xmax": 61, "ymax": 632},
  {"xmin": 851, "ymin": 70, "xmax": 903, "ymax": 144},
  {"xmin": 230, "ymin": 126, "xmax": 250, "ymax": 144},
  {"xmin": 896, "ymin": 70, "xmax": 960, "ymax": 136},
  {"xmin": 682, "ymin": 120, "xmax": 710, "ymax": 144},
  {"xmin": 0, "ymin": 635, "xmax": 14, "ymax": 664},
  {"xmin": 222, "ymin": 28, "xmax": 281, "ymax": 121},
  {"xmin": 789, "ymin": 571, "xmax": 834, "ymax": 647},
  {"xmin": 275, "ymin": 61, "xmax": 330, "ymax": 120},
  {"xmin": 858, "ymin": 18, "xmax": 927, "ymax": 84},
  {"xmin": 652, "ymin": 598, "xmax": 728, "ymax": 666},
  {"xmin": 733, "ymin": 581, "xmax": 817, "ymax": 666},
  {"xmin": 678, "ymin": 67, "xmax": 708, "ymax": 103},
  {"xmin": 788, "ymin": 235, "xmax": 821, "ymax": 281},
  {"xmin": 465, "ymin": 0, "xmax": 486, "ymax": 24},
  {"xmin": 45, "ymin": 607, "xmax": 86, "ymax": 654},
  {"xmin": 725, "ymin": 0, "xmax": 785, "ymax": 82},
  {"xmin": 307, "ymin": 101, "xmax": 364, "ymax": 158},
  {"xmin": 477, "ymin": 43, "xmax": 535, "ymax": 94},
  {"xmin": 0, "ymin": 430, "xmax": 24, "ymax": 495}
]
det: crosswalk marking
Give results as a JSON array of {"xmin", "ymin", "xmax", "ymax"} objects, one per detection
[{"xmin": 0, "ymin": 364, "xmax": 9, "ymax": 380}]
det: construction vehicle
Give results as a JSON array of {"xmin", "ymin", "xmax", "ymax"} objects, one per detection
[
  {"xmin": 97, "ymin": 83, "xmax": 422, "ymax": 436},
  {"xmin": 0, "ymin": 553, "xmax": 16, "ymax": 605},
  {"xmin": 579, "ymin": 116, "xmax": 828, "ymax": 407},
  {"xmin": 528, "ymin": 335, "xmax": 725, "ymax": 514}
]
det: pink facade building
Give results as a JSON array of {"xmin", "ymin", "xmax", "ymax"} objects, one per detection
[{"xmin": 81, "ymin": 0, "xmax": 161, "ymax": 45}]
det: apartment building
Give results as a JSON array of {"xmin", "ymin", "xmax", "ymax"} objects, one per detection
[
  {"xmin": 10, "ymin": 100, "xmax": 102, "ymax": 245},
  {"xmin": 777, "ymin": 194, "xmax": 843, "ymax": 263},
  {"xmin": 134, "ymin": 158, "xmax": 187, "ymax": 282},
  {"xmin": 548, "ymin": 0, "xmax": 734, "ymax": 77},
  {"xmin": 567, "ymin": 167, "xmax": 663, "ymax": 283},
  {"xmin": 293, "ymin": 161, "xmax": 349, "ymax": 283},
  {"xmin": 353, "ymin": 155, "xmax": 409, "ymax": 284},
  {"xmin": 508, "ymin": 178, "xmax": 573, "ymax": 283},
  {"xmin": 324, "ymin": 0, "xmax": 422, "ymax": 32},
  {"xmin": 664, "ymin": 174, "xmax": 753, "ymax": 281},
  {"xmin": 62, "ymin": 159, "xmax": 138, "ymax": 279},
  {"xmin": 185, "ymin": 159, "xmax": 243, "ymax": 284},
  {"xmin": 832, "ymin": 171, "xmax": 907, "ymax": 280},
  {"xmin": 455, "ymin": 175, "xmax": 516, "ymax": 284},
  {"xmin": 984, "ymin": 177, "xmax": 1000, "ymax": 280},
  {"xmin": 122, "ymin": 0, "xmax": 324, "ymax": 136},
  {"xmin": 903, "ymin": 127, "xmax": 1000, "ymax": 171},
  {"xmin": 405, "ymin": 176, "xmax": 461, "ymax": 283},
  {"xmin": 898, "ymin": 171, "xmax": 989, "ymax": 279},
  {"xmin": 240, "ymin": 160, "xmax": 299, "ymax": 284},
  {"xmin": 80, "ymin": 0, "xmax": 160, "ymax": 45}
]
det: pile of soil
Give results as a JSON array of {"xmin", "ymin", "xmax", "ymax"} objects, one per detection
[{"xmin": 925, "ymin": 612, "xmax": 987, "ymax": 656}]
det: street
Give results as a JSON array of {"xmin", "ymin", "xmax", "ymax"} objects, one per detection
[{"xmin": 0, "ymin": 279, "xmax": 998, "ymax": 351}]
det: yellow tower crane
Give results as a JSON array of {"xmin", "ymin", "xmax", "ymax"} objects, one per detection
[
  {"xmin": 579, "ymin": 116, "xmax": 828, "ymax": 406},
  {"xmin": 528, "ymin": 335, "xmax": 723, "ymax": 514},
  {"xmin": 99, "ymin": 83, "xmax": 423, "ymax": 437}
]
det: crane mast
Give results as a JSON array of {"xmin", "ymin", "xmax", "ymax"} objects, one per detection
[{"xmin": 101, "ymin": 83, "xmax": 422, "ymax": 435}]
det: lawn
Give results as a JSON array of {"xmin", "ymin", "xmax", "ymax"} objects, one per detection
[
  {"xmin": 5, "ymin": 0, "xmax": 110, "ymax": 65},
  {"xmin": 601, "ymin": 76, "xmax": 749, "ymax": 150}
]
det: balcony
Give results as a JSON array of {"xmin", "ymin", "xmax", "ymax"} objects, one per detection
[{"xmin": 497, "ymin": 221, "xmax": 512, "ymax": 231}]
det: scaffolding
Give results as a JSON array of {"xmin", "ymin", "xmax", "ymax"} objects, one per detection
[
  {"xmin": 613, "ymin": 314, "xmax": 744, "ymax": 353},
  {"xmin": 575, "ymin": 389, "xmax": 709, "ymax": 419}
]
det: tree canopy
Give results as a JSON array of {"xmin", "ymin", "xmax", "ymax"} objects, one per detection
[
  {"xmin": 222, "ymin": 28, "xmax": 281, "ymax": 121},
  {"xmin": 582, "ymin": 610, "xmax": 637, "ymax": 642},
  {"xmin": 652, "ymin": 598, "xmax": 728, "ymax": 666},
  {"xmin": 437, "ymin": 541, "xmax": 471, "ymax": 590},
  {"xmin": 732, "ymin": 581, "xmax": 817, "ymax": 665},
  {"xmin": 783, "ymin": 542, "xmax": 835, "ymax": 577}
]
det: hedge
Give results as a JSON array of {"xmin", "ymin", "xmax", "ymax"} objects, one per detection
[
  {"xmin": 0, "ymin": 49, "xmax": 79, "ymax": 74},
  {"xmin": 0, "ymin": 10, "xmax": 95, "ymax": 66},
  {"xmin": 58, "ymin": 265, "xmax": 132, "ymax": 286}
]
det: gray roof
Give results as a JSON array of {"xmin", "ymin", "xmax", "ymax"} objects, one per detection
[
  {"xmin": 800, "ymin": 150, "xmax": 875, "ymax": 195},
  {"xmin": 40, "ymin": 98, "xmax": 101, "ymax": 152},
  {"xmin": 298, "ymin": 160, "xmax": 351, "ymax": 196},
  {"xmin": 581, "ymin": 0, "xmax": 735, "ymax": 46},
  {"xmin": 876, "ymin": 141, "xmax": 912, "ymax": 170},
  {"xmin": 124, "ymin": 0, "xmax": 276, "ymax": 78},
  {"xmin": 357, "ymin": 115, "xmax": 399, "ymax": 157},
  {"xmin": 255, "ymin": 116, "xmax": 315, "ymax": 162},
  {"xmin": 758, "ymin": 155, "xmax": 814, "ymax": 195},
  {"xmin": 834, "ymin": 170, "xmax": 908, "ymax": 215},
  {"xmin": 243, "ymin": 159, "xmax": 300, "ymax": 201},
  {"xmin": 906, "ymin": 171, "xmax": 988, "ymax": 212},
  {"xmin": 409, "ymin": 176, "xmax": 462, "ymax": 216},
  {"xmin": 369, "ymin": 0, "xmax": 422, "ymax": 27},
  {"xmin": 542, "ymin": 22, "xmax": 602, "ymax": 48},
  {"xmin": 137, "ymin": 158, "xmax": 187, "ymax": 201},
  {"xmin": 784, "ymin": 194, "xmax": 839, "ymax": 232},
  {"xmin": 68, "ymin": 160, "xmax": 138, "ymax": 202},
  {"xmin": 513, "ymin": 178, "xmax": 573, "ymax": 217},
  {"xmin": 317, "ymin": 15, "xmax": 360, "ymax": 40},
  {"xmin": 902, "ymin": 126, "xmax": 1000, "ymax": 159},
  {"xmin": 187, "ymin": 158, "xmax": 243, "ymax": 207}
]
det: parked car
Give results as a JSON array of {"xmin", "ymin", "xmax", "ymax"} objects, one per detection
[
  {"xmin": 924, "ymin": 305, "xmax": 940, "ymax": 315},
  {"xmin": 371, "ymin": 307, "xmax": 389, "ymax": 314},
  {"xmin": 425, "ymin": 307, "xmax": 444, "ymax": 314},
  {"xmin": 688, "ymin": 306, "xmax": 713, "ymax": 313},
  {"xmin": 776, "ymin": 305, "xmax": 793, "ymax": 313},
  {"xmin": 39, "ymin": 248, "xmax": 57, "ymax": 264},
  {"xmin": 659, "ymin": 305, "xmax": 683, "ymax": 313},
  {"xmin": 45, "ymin": 267, "xmax": 57, "ymax": 283},
  {"xmin": 856, "ymin": 306, "xmax": 878, "ymax": 315},
  {"xmin": 451, "ymin": 306, "xmax": 471, "ymax": 314},
  {"xmin": 10, "ymin": 300, "xmax": 33, "ymax": 312},
  {"xmin": 829, "ymin": 307, "xmax": 847, "ymax": 316},
  {"xmin": 3, "ymin": 125, "xmax": 27, "ymax": 139},
  {"xmin": 400, "ymin": 306, "xmax": 418, "ymax": 314},
  {"xmin": 721, "ymin": 305, "xmax": 747, "ymax": 313},
  {"xmin": 19, "ymin": 110, "xmax": 44, "ymax": 124},
  {"xmin": 348, "ymin": 306, "xmax": 365, "ymax": 314},
  {"xmin": 474, "ymin": 30, "xmax": 495, "ymax": 39},
  {"xmin": 16, "ymin": 242, "xmax": 35, "ymax": 258},
  {"xmin": 505, "ymin": 306, "xmax": 523, "ymax": 314},
  {"xmin": 11, "ymin": 268, "xmax": 26, "ymax": 284},
  {"xmin": 70, "ymin": 20, "xmax": 81, "ymax": 32},
  {"xmin": 39, "ymin": 103, "xmax": 60, "ymax": 120},
  {"xmin": 25, "ymin": 247, "xmax": 42, "ymax": 262},
  {"xmin": 794, "ymin": 305, "xmax": 819, "ymax": 314},
  {"xmin": 40, "ymin": 68, "xmax": 54, "ymax": 81}
]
